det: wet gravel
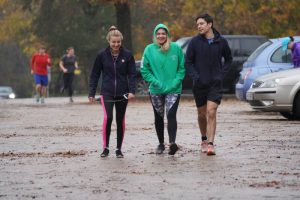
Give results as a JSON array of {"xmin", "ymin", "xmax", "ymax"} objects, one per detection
[{"xmin": 0, "ymin": 97, "xmax": 299, "ymax": 200}]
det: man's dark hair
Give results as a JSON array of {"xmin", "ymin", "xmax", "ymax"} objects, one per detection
[
  {"xmin": 289, "ymin": 36, "xmax": 294, "ymax": 41},
  {"xmin": 195, "ymin": 13, "xmax": 213, "ymax": 27}
]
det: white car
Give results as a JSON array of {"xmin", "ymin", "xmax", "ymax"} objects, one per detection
[
  {"xmin": 0, "ymin": 86, "xmax": 16, "ymax": 99},
  {"xmin": 246, "ymin": 68, "xmax": 300, "ymax": 120}
]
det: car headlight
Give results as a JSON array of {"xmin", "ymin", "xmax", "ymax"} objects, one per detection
[
  {"xmin": 250, "ymin": 80, "xmax": 263, "ymax": 88},
  {"xmin": 259, "ymin": 78, "xmax": 281, "ymax": 88},
  {"xmin": 9, "ymin": 93, "xmax": 15, "ymax": 99}
]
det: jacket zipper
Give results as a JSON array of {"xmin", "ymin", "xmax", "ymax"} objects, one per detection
[{"xmin": 111, "ymin": 53, "xmax": 119, "ymax": 97}]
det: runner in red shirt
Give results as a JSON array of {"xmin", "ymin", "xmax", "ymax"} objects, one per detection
[{"xmin": 31, "ymin": 45, "xmax": 51, "ymax": 103}]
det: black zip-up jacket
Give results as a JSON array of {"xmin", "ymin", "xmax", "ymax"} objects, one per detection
[
  {"xmin": 89, "ymin": 46, "xmax": 136, "ymax": 97},
  {"xmin": 185, "ymin": 28, "xmax": 232, "ymax": 88}
]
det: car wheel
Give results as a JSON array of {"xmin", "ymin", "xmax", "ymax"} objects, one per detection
[
  {"xmin": 136, "ymin": 78, "xmax": 148, "ymax": 95},
  {"xmin": 279, "ymin": 112, "xmax": 295, "ymax": 120},
  {"xmin": 293, "ymin": 92, "xmax": 300, "ymax": 120}
]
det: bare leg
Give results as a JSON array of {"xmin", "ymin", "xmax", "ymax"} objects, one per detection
[
  {"xmin": 197, "ymin": 105, "xmax": 207, "ymax": 136},
  {"xmin": 36, "ymin": 84, "xmax": 41, "ymax": 96},
  {"xmin": 40, "ymin": 86, "xmax": 47, "ymax": 103},
  {"xmin": 206, "ymin": 101, "xmax": 218, "ymax": 143},
  {"xmin": 41, "ymin": 86, "xmax": 47, "ymax": 98}
]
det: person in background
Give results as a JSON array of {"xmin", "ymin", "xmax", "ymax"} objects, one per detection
[
  {"xmin": 185, "ymin": 13, "xmax": 232, "ymax": 156},
  {"xmin": 88, "ymin": 26, "xmax": 136, "ymax": 158},
  {"xmin": 141, "ymin": 23, "xmax": 185, "ymax": 155},
  {"xmin": 59, "ymin": 47, "xmax": 79, "ymax": 102},
  {"xmin": 31, "ymin": 45, "xmax": 51, "ymax": 104},
  {"xmin": 282, "ymin": 36, "xmax": 300, "ymax": 68}
]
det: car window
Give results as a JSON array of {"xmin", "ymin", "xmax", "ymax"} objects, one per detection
[
  {"xmin": 240, "ymin": 39, "xmax": 264, "ymax": 57},
  {"xmin": 247, "ymin": 41, "xmax": 272, "ymax": 62},
  {"xmin": 271, "ymin": 47, "xmax": 292, "ymax": 63},
  {"xmin": 176, "ymin": 37, "xmax": 191, "ymax": 54},
  {"xmin": 0, "ymin": 87, "xmax": 12, "ymax": 93},
  {"xmin": 176, "ymin": 37, "xmax": 189, "ymax": 47}
]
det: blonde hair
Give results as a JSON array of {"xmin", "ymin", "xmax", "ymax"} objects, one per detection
[
  {"xmin": 154, "ymin": 29, "xmax": 171, "ymax": 52},
  {"xmin": 158, "ymin": 37, "xmax": 171, "ymax": 52},
  {"xmin": 106, "ymin": 26, "xmax": 123, "ymax": 42}
]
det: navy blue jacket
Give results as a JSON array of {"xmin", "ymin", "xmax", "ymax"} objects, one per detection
[
  {"xmin": 89, "ymin": 46, "xmax": 136, "ymax": 97},
  {"xmin": 185, "ymin": 29, "xmax": 232, "ymax": 88}
]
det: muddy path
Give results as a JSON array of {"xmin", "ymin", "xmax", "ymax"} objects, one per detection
[{"xmin": 0, "ymin": 97, "xmax": 299, "ymax": 199}]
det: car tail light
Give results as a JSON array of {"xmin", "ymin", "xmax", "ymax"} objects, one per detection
[
  {"xmin": 243, "ymin": 68, "xmax": 252, "ymax": 81},
  {"xmin": 238, "ymin": 68, "xmax": 252, "ymax": 84}
]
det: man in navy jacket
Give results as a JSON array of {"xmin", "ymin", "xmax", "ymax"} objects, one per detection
[{"xmin": 185, "ymin": 13, "xmax": 232, "ymax": 156}]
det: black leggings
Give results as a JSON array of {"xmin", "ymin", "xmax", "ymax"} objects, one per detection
[
  {"xmin": 63, "ymin": 73, "xmax": 74, "ymax": 97},
  {"xmin": 100, "ymin": 95, "xmax": 128, "ymax": 150},
  {"xmin": 150, "ymin": 94, "xmax": 180, "ymax": 144}
]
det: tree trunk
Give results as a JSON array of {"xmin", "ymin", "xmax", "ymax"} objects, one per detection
[{"xmin": 114, "ymin": 1, "xmax": 133, "ymax": 51}]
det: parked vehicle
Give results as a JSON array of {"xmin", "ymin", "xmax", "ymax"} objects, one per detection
[
  {"xmin": 235, "ymin": 36, "xmax": 300, "ymax": 101},
  {"xmin": 135, "ymin": 60, "xmax": 149, "ymax": 95},
  {"xmin": 246, "ymin": 68, "xmax": 300, "ymax": 120},
  {"xmin": 175, "ymin": 35, "xmax": 267, "ymax": 93},
  {"xmin": 0, "ymin": 86, "xmax": 16, "ymax": 99}
]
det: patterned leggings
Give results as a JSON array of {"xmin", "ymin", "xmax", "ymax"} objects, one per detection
[{"xmin": 149, "ymin": 94, "xmax": 180, "ymax": 144}]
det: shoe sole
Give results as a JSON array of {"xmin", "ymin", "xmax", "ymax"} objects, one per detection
[
  {"xmin": 101, "ymin": 154, "xmax": 109, "ymax": 158},
  {"xmin": 156, "ymin": 149, "xmax": 165, "ymax": 154},
  {"xmin": 116, "ymin": 154, "xmax": 124, "ymax": 158},
  {"xmin": 116, "ymin": 150, "xmax": 124, "ymax": 158},
  {"xmin": 207, "ymin": 151, "xmax": 216, "ymax": 156}
]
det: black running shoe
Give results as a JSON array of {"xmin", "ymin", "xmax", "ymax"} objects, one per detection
[
  {"xmin": 116, "ymin": 149, "xmax": 124, "ymax": 158},
  {"xmin": 100, "ymin": 148, "xmax": 109, "ymax": 157},
  {"xmin": 168, "ymin": 143, "xmax": 178, "ymax": 155},
  {"xmin": 156, "ymin": 143, "xmax": 165, "ymax": 154}
]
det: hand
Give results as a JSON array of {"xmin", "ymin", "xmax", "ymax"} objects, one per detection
[
  {"xmin": 170, "ymin": 79, "xmax": 180, "ymax": 91},
  {"xmin": 63, "ymin": 68, "xmax": 68, "ymax": 73},
  {"xmin": 153, "ymin": 80, "xmax": 163, "ymax": 90},
  {"xmin": 31, "ymin": 69, "xmax": 34, "ymax": 75},
  {"xmin": 88, "ymin": 97, "xmax": 95, "ymax": 103},
  {"xmin": 127, "ymin": 93, "xmax": 135, "ymax": 100}
]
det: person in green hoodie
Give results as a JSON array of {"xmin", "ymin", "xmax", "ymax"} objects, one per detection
[{"xmin": 141, "ymin": 24, "xmax": 185, "ymax": 155}]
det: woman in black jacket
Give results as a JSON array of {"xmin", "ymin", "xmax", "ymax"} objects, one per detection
[{"xmin": 88, "ymin": 26, "xmax": 136, "ymax": 158}]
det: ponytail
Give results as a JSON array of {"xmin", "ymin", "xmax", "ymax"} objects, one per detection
[{"xmin": 106, "ymin": 26, "xmax": 123, "ymax": 41}]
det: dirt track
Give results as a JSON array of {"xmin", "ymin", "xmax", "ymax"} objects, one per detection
[{"xmin": 0, "ymin": 97, "xmax": 300, "ymax": 200}]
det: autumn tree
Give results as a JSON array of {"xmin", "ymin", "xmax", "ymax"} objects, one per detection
[
  {"xmin": 0, "ymin": 0, "xmax": 35, "ymax": 97},
  {"xmin": 1, "ymin": 0, "xmax": 300, "ymax": 97},
  {"xmin": 114, "ymin": 0, "xmax": 132, "ymax": 51}
]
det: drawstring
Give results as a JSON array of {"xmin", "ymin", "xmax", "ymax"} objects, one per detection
[{"xmin": 103, "ymin": 93, "xmax": 129, "ymax": 102}]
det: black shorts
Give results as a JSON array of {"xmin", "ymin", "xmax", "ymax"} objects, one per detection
[{"xmin": 192, "ymin": 84, "xmax": 222, "ymax": 107}]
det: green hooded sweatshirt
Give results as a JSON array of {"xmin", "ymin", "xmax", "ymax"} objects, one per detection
[{"xmin": 141, "ymin": 24, "xmax": 185, "ymax": 94}]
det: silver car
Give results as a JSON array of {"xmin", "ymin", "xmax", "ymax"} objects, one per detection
[{"xmin": 246, "ymin": 68, "xmax": 300, "ymax": 120}]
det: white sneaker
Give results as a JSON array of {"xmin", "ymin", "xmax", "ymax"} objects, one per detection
[
  {"xmin": 40, "ymin": 97, "xmax": 45, "ymax": 104},
  {"xmin": 201, "ymin": 140, "xmax": 208, "ymax": 153},
  {"xmin": 35, "ymin": 94, "xmax": 40, "ymax": 103}
]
